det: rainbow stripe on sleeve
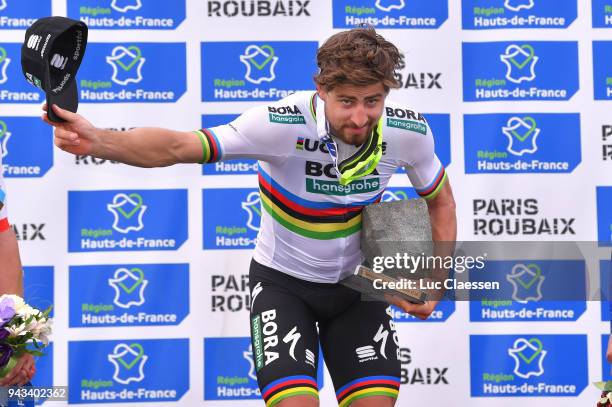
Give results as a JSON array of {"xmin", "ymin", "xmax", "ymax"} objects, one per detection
[
  {"xmin": 193, "ymin": 128, "xmax": 223, "ymax": 163},
  {"xmin": 414, "ymin": 166, "xmax": 447, "ymax": 200}
]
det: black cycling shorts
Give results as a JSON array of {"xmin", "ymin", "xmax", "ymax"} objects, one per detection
[{"xmin": 249, "ymin": 259, "xmax": 401, "ymax": 407}]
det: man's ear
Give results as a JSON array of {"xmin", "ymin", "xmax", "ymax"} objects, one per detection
[{"xmin": 316, "ymin": 84, "xmax": 327, "ymax": 101}]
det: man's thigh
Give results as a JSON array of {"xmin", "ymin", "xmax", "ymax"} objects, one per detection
[
  {"xmin": 249, "ymin": 262, "xmax": 321, "ymax": 407},
  {"xmin": 319, "ymin": 301, "xmax": 401, "ymax": 407}
]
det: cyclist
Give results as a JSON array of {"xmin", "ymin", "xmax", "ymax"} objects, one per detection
[{"xmin": 45, "ymin": 27, "xmax": 456, "ymax": 407}]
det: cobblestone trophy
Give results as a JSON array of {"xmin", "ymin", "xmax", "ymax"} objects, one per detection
[{"xmin": 342, "ymin": 198, "xmax": 433, "ymax": 304}]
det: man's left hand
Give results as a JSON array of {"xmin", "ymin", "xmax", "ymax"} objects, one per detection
[{"xmin": 385, "ymin": 294, "xmax": 439, "ymax": 320}]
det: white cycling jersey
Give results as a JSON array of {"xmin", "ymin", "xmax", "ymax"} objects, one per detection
[{"xmin": 197, "ymin": 91, "xmax": 446, "ymax": 283}]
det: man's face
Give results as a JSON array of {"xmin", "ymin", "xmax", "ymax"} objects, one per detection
[{"xmin": 317, "ymin": 82, "xmax": 387, "ymax": 146}]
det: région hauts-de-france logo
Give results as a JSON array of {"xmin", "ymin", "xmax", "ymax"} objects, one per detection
[
  {"xmin": 500, "ymin": 44, "xmax": 538, "ymax": 84},
  {"xmin": 240, "ymin": 45, "xmax": 278, "ymax": 85},
  {"xmin": 106, "ymin": 46, "xmax": 145, "ymax": 85},
  {"xmin": 111, "ymin": 0, "xmax": 142, "ymax": 13},
  {"xmin": 107, "ymin": 193, "xmax": 147, "ymax": 233},
  {"xmin": 241, "ymin": 191, "xmax": 261, "ymax": 232},
  {"xmin": 505, "ymin": 263, "xmax": 545, "ymax": 303},
  {"xmin": 375, "ymin": 0, "xmax": 405, "ymax": 12},
  {"xmin": 243, "ymin": 344, "xmax": 258, "ymax": 381},
  {"xmin": 504, "ymin": 0, "xmax": 535, "ymax": 12},
  {"xmin": 108, "ymin": 343, "xmax": 148, "ymax": 384},
  {"xmin": 507, "ymin": 337, "xmax": 546, "ymax": 379},
  {"xmin": 0, "ymin": 47, "xmax": 10, "ymax": 84},
  {"xmin": 502, "ymin": 116, "xmax": 540, "ymax": 156},
  {"xmin": 108, "ymin": 267, "xmax": 148, "ymax": 308},
  {"xmin": 0, "ymin": 120, "xmax": 10, "ymax": 158}
]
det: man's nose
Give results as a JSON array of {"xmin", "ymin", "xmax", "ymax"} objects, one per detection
[{"xmin": 351, "ymin": 105, "xmax": 368, "ymax": 128}]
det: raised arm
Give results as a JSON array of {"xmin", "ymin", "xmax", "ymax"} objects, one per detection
[{"xmin": 43, "ymin": 104, "xmax": 203, "ymax": 167}]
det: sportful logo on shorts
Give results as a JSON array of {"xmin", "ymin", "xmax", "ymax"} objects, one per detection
[
  {"xmin": 592, "ymin": 0, "xmax": 612, "ymax": 27},
  {"xmin": 201, "ymin": 42, "xmax": 317, "ymax": 101},
  {"xmin": 597, "ymin": 187, "xmax": 612, "ymax": 246},
  {"xmin": 68, "ymin": 189, "xmax": 188, "ymax": 252},
  {"xmin": 462, "ymin": 42, "xmax": 579, "ymax": 101},
  {"xmin": 593, "ymin": 41, "xmax": 612, "ymax": 100},
  {"xmin": 67, "ymin": 0, "xmax": 185, "ymax": 29},
  {"xmin": 462, "ymin": 0, "xmax": 577, "ymax": 29},
  {"xmin": 469, "ymin": 260, "xmax": 586, "ymax": 322},
  {"xmin": 0, "ymin": 117, "xmax": 53, "ymax": 178},
  {"xmin": 69, "ymin": 339, "xmax": 189, "ymax": 403},
  {"xmin": 470, "ymin": 335, "xmax": 587, "ymax": 397},
  {"xmin": 203, "ymin": 188, "xmax": 260, "ymax": 249},
  {"xmin": 69, "ymin": 264, "xmax": 189, "ymax": 327},
  {"xmin": 201, "ymin": 114, "xmax": 258, "ymax": 175},
  {"xmin": 77, "ymin": 43, "xmax": 186, "ymax": 102},
  {"xmin": 0, "ymin": 44, "xmax": 44, "ymax": 103},
  {"xmin": 464, "ymin": 114, "xmax": 581, "ymax": 173},
  {"xmin": 332, "ymin": 0, "xmax": 448, "ymax": 29},
  {"xmin": 0, "ymin": 0, "xmax": 51, "ymax": 29}
]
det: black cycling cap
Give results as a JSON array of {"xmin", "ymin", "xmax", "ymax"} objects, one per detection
[{"xmin": 21, "ymin": 16, "xmax": 87, "ymax": 123}]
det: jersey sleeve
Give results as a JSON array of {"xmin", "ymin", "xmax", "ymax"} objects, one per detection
[
  {"xmin": 0, "ymin": 156, "xmax": 9, "ymax": 232},
  {"xmin": 193, "ymin": 104, "xmax": 297, "ymax": 164},
  {"xmin": 397, "ymin": 122, "xmax": 447, "ymax": 200}
]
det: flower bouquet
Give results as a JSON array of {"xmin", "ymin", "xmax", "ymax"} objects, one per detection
[
  {"xmin": 595, "ymin": 381, "xmax": 612, "ymax": 406},
  {"xmin": 0, "ymin": 294, "xmax": 52, "ymax": 378}
]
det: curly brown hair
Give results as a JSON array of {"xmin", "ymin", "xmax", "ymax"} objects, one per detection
[{"xmin": 314, "ymin": 27, "xmax": 404, "ymax": 92}]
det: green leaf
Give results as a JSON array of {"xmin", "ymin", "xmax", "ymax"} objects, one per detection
[{"xmin": 594, "ymin": 381, "xmax": 612, "ymax": 391}]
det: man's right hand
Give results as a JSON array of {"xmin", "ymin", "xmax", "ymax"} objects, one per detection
[{"xmin": 41, "ymin": 104, "xmax": 97, "ymax": 156}]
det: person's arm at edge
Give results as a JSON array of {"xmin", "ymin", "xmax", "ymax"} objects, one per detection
[
  {"xmin": 43, "ymin": 104, "xmax": 204, "ymax": 167},
  {"xmin": 0, "ymin": 224, "xmax": 36, "ymax": 387},
  {"xmin": 0, "ymin": 228, "xmax": 23, "ymax": 296}
]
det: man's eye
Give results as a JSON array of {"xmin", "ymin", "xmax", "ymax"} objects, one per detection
[{"xmin": 340, "ymin": 99, "xmax": 352, "ymax": 105}]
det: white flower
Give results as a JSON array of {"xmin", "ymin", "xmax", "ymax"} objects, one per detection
[
  {"xmin": 6, "ymin": 321, "xmax": 29, "ymax": 337},
  {"xmin": 30, "ymin": 318, "xmax": 52, "ymax": 346},
  {"xmin": 16, "ymin": 304, "xmax": 41, "ymax": 319}
]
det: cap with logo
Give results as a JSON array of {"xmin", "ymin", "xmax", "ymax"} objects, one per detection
[{"xmin": 21, "ymin": 16, "xmax": 87, "ymax": 123}]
